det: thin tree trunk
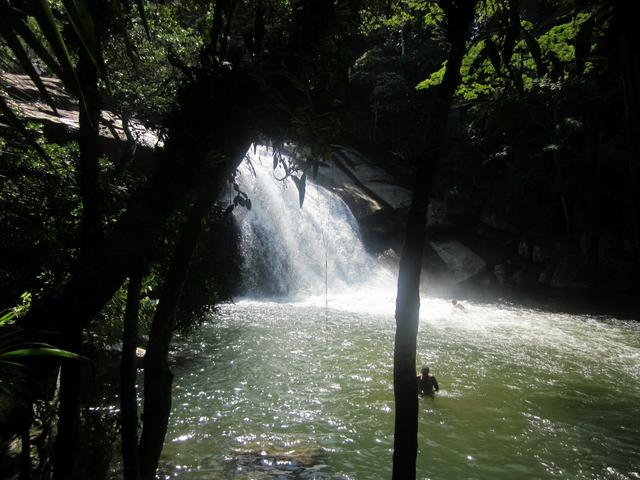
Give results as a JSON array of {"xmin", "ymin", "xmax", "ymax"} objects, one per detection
[
  {"xmin": 52, "ymin": 331, "xmax": 82, "ymax": 480},
  {"xmin": 137, "ymin": 187, "xmax": 219, "ymax": 480},
  {"xmin": 76, "ymin": 41, "xmax": 104, "ymax": 253},
  {"xmin": 19, "ymin": 428, "xmax": 31, "ymax": 480},
  {"xmin": 136, "ymin": 135, "xmax": 249, "ymax": 475},
  {"xmin": 34, "ymin": 372, "xmax": 60, "ymax": 480},
  {"xmin": 121, "ymin": 270, "xmax": 144, "ymax": 480},
  {"xmin": 392, "ymin": 2, "xmax": 477, "ymax": 478},
  {"xmin": 392, "ymin": 175, "xmax": 431, "ymax": 479}
]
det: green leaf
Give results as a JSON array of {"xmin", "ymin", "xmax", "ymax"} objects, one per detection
[
  {"xmin": 0, "ymin": 310, "xmax": 16, "ymax": 325},
  {"xmin": 574, "ymin": 13, "xmax": 594, "ymax": 76},
  {"xmin": 468, "ymin": 43, "xmax": 489, "ymax": 75},
  {"xmin": 0, "ymin": 360, "xmax": 26, "ymax": 368},
  {"xmin": 0, "ymin": 347, "xmax": 81, "ymax": 360},
  {"xmin": 31, "ymin": 0, "xmax": 92, "ymax": 123},
  {"xmin": 291, "ymin": 173, "xmax": 306, "ymax": 208},
  {"xmin": 0, "ymin": 328, "xmax": 24, "ymax": 349},
  {"xmin": 416, "ymin": 62, "xmax": 446, "ymax": 90},
  {"xmin": 62, "ymin": 0, "xmax": 97, "ymax": 63}
]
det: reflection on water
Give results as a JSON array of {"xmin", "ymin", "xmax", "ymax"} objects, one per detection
[{"xmin": 160, "ymin": 297, "xmax": 640, "ymax": 479}]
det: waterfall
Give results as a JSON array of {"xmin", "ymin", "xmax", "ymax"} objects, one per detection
[{"xmin": 233, "ymin": 146, "xmax": 391, "ymax": 301}]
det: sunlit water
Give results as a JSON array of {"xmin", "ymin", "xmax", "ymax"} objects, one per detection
[
  {"xmin": 156, "ymin": 147, "xmax": 639, "ymax": 479},
  {"xmin": 159, "ymin": 298, "xmax": 640, "ymax": 480}
]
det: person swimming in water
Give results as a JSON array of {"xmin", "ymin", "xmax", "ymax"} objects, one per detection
[
  {"xmin": 452, "ymin": 299, "xmax": 467, "ymax": 313},
  {"xmin": 417, "ymin": 366, "xmax": 439, "ymax": 397}
]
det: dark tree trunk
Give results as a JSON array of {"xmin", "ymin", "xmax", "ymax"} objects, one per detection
[
  {"xmin": 52, "ymin": 42, "xmax": 102, "ymax": 480},
  {"xmin": 52, "ymin": 331, "xmax": 82, "ymax": 480},
  {"xmin": 391, "ymin": 2, "xmax": 477, "ymax": 479},
  {"xmin": 136, "ymin": 155, "xmax": 249, "ymax": 479},
  {"xmin": 121, "ymin": 270, "xmax": 144, "ymax": 480},
  {"xmin": 76, "ymin": 42, "xmax": 104, "ymax": 254},
  {"xmin": 137, "ymin": 195, "xmax": 210, "ymax": 479},
  {"xmin": 19, "ymin": 428, "xmax": 31, "ymax": 480},
  {"xmin": 392, "ymin": 176, "xmax": 431, "ymax": 479}
]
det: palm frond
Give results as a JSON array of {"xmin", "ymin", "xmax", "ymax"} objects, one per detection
[
  {"xmin": 4, "ymin": 9, "xmax": 66, "ymax": 81},
  {"xmin": 0, "ymin": 22, "xmax": 59, "ymax": 114},
  {"xmin": 32, "ymin": 0, "xmax": 87, "ymax": 107},
  {"xmin": 62, "ymin": 0, "xmax": 112, "ymax": 93},
  {"xmin": 0, "ymin": 347, "xmax": 82, "ymax": 360}
]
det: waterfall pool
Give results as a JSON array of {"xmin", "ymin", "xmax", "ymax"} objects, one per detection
[
  {"xmin": 154, "ymin": 149, "xmax": 640, "ymax": 478},
  {"xmin": 158, "ymin": 297, "xmax": 640, "ymax": 479}
]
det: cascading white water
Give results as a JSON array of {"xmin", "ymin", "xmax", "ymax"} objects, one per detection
[{"xmin": 233, "ymin": 146, "xmax": 393, "ymax": 301}]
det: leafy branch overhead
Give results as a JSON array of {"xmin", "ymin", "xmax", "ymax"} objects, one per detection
[{"xmin": 416, "ymin": 2, "xmax": 610, "ymax": 99}]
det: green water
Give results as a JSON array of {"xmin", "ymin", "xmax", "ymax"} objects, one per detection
[{"xmin": 158, "ymin": 298, "xmax": 640, "ymax": 479}]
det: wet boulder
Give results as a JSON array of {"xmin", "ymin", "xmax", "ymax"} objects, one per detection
[{"xmin": 231, "ymin": 445, "xmax": 331, "ymax": 479}]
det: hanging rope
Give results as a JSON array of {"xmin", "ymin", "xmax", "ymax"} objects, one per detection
[
  {"xmin": 323, "ymin": 159, "xmax": 333, "ymax": 319},
  {"xmin": 322, "ymin": 208, "xmax": 329, "ymax": 319},
  {"xmin": 325, "ymin": 235, "xmax": 328, "ymax": 312}
]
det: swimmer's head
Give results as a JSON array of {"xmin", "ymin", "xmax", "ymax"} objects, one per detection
[
  {"xmin": 420, "ymin": 366, "xmax": 430, "ymax": 374},
  {"xmin": 452, "ymin": 299, "xmax": 458, "ymax": 305}
]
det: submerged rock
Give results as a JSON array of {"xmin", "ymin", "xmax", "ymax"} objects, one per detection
[{"xmin": 230, "ymin": 444, "xmax": 332, "ymax": 479}]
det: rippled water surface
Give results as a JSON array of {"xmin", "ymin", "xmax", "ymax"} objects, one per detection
[{"xmin": 159, "ymin": 296, "xmax": 640, "ymax": 479}]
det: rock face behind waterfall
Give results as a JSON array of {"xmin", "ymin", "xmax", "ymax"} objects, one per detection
[
  {"xmin": 310, "ymin": 151, "xmax": 490, "ymax": 295},
  {"xmin": 307, "ymin": 149, "xmax": 639, "ymax": 306}
]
